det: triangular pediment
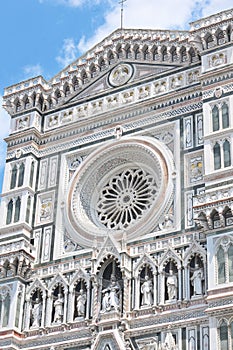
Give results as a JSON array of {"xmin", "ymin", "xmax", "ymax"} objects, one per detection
[
  {"xmin": 92, "ymin": 330, "xmax": 126, "ymax": 350},
  {"xmin": 66, "ymin": 61, "xmax": 178, "ymax": 105},
  {"xmin": 94, "ymin": 234, "xmax": 121, "ymax": 269}
]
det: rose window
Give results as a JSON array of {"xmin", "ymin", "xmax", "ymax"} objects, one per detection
[
  {"xmin": 66, "ymin": 137, "xmax": 175, "ymax": 246},
  {"xmin": 97, "ymin": 168, "xmax": 157, "ymax": 229}
]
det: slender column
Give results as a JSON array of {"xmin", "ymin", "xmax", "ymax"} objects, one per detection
[
  {"xmin": 135, "ymin": 276, "xmax": 140, "ymax": 309},
  {"xmin": 185, "ymin": 265, "xmax": 190, "ymax": 300},
  {"xmin": 41, "ymin": 294, "xmax": 46, "ymax": 328},
  {"xmin": 153, "ymin": 272, "xmax": 157, "ymax": 306},
  {"xmin": 45, "ymin": 292, "xmax": 53, "ymax": 326},
  {"xmin": 160, "ymin": 271, "xmax": 165, "ymax": 305},
  {"xmin": 131, "ymin": 278, "xmax": 135, "ymax": 310},
  {"xmin": 63, "ymin": 291, "xmax": 68, "ymax": 323},
  {"xmin": 25, "ymin": 299, "xmax": 31, "ymax": 329},
  {"xmin": 178, "ymin": 268, "xmax": 182, "ymax": 301},
  {"xmin": 86, "ymin": 281, "xmax": 90, "ymax": 319},
  {"xmin": 67, "ymin": 288, "xmax": 75, "ymax": 323}
]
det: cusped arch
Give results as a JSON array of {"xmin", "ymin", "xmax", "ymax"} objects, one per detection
[
  {"xmin": 27, "ymin": 278, "xmax": 47, "ymax": 300},
  {"xmin": 48, "ymin": 273, "xmax": 68, "ymax": 294},
  {"xmin": 70, "ymin": 267, "xmax": 90, "ymax": 290},
  {"xmin": 134, "ymin": 253, "xmax": 157, "ymax": 277},
  {"xmin": 183, "ymin": 241, "xmax": 206, "ymax": 267},
  {"xmin": 159, "ymin": 247, "xmax": 182, "ymax": 273}
]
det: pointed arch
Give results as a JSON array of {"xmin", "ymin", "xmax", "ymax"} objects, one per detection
[
  {"xmin": 14, "ymin": 196, "xmax": 21, "ymax": 222},
  {"xmin": 213, "ymin": 142, "xmax": 221, "ymax": 170},
  {"xmin": 170, "ymin": 46, "xmax": 177, "ymax": 62},
  {"xmin": 72, "ymin": 75, "xmax": 79, "ymax": 91},
  {"xmin": 223, "ymin": 139, "xmax": 231, "ymax": 167},
  {"xmin": 63, "ymin": 82, "xmax": 70, "ymax": 97},
  {"xmin": 215, "ymin": 28, "xmax": 225, "ymax": 45},
  {"xmin": 212, "ymin": 105, "xmax": 220, "ymax": 131},
  {"xmin": 6, "ymin": 199, "xmax": 13, "ymax": 225},
  {"xmin": 222, "ymin": 102, "xmax": 229, "ymax": 129},
  {"xmin": 10, "ymin": 164, "xmax": 17, "ymax": 189},
  {"xmin": 17, "ymin": 162, "xmax": 25, "ymax": 187}
]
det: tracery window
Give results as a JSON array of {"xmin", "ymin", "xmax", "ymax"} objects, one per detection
[
  {"xmin": 26, "ymin": 196, "xmax": 31, "ymax": 224},
  {"xmin": 223, "ymin": 140, "xmax": 231, "ymax": 167},
  {"xmin": 29, "ymin": 161, "xmax": 35, "ymax": 187},
  {"xmin": 218, "ymin": 319, "xmax": 233, "ymax": 349},
  {"xmin": 14, "ymin": 197, "xmax": 21, "ymax": 222},
  {"xmin": 214, "ymin": 143, "xmax": 221, "ymax": 170},
  {"xmin": 219, "ymin": 320, "xmax": 228, "ymax": 350},
  {"xmin": 0, "ymin": 287, "xmax": 11, "ymax": 328},
  {"xmin": 212, "ymin": 105, "xmax": 220, "ymax": 131},
  {"xmin": 213, "ymin": 140, "xmax": 231, "ymax": 170},
  {"xmin": 10, "ymin": 164, "xmax": 17, "ymax": 189},
  {"xmin": 6, "ymin": 199, "xmax": 13, "ymax": 225},
  {"xmin": 212, "ymin": 102, "xmax": 230, "ymax": 131},
  {"xmin": 222, "ymin": 103, "xmax": 229, "ymax": 129},
  {"xmin": 18, "ymin": 163, "xmax": 25, "ymax": 187},
  {"xmin": 216, "ymin": 240, "xmax": 233, "ymax": 284}
]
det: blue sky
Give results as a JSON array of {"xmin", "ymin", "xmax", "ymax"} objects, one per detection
[{"xmin": 0, "ymin": 0, "xmax": 232, "ymax": 192}]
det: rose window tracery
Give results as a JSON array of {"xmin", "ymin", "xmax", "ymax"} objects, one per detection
[
  {"xmin": 65, "ymin": 137, "xmax": 175, "ymax": 247},
  {"xmin": 97, "ymin": 168, "xmax": 157, "ymax": 229}
]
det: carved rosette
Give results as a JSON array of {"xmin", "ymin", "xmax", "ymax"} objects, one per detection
[{"xmin": 64, "ymin": 137, "xmax": 175, "ymax": 247}]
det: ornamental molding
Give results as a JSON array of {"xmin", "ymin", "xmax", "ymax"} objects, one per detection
[
  {"xmin": 64, "ymin": 136, "xmax": 175, "ymax": 247},
  {"xmin": 6, "ymin": 100, "xmax": 202, "ymax": 161}
]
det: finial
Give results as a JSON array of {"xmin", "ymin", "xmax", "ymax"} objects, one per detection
[{"xmin": 119, "ymin": 0, "xmax": 127, "ymax": 29}]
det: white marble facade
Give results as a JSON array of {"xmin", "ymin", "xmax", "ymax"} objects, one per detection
[{"xmin": 1, "ymin": 7, "xmax": 233, "ymax": 350}]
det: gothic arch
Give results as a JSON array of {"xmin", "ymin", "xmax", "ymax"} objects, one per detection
[
  {"xmin": 48, "ymin": 273, "xmax": 68, "ymax": 294},
  {"xmin": 134, "ymin": 253, "xmax": 157, "ymax": 277},
  {"xmin": 158, "ymin": 247, "xmax": 182, "ymax": 273},
  {"xmin": 183, "ymin": 241, "xmax": 206, "ymax": 267}
]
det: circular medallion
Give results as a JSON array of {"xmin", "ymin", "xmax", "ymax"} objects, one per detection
[
  {"xmin": 109, "ymin": 64, "xmax": 133, "ymax": 87},
  {"xmin": 65, "ymin": 137, "xmax": 175, "ymax": 247}
]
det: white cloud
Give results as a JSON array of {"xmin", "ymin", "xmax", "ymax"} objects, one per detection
[
  {"xmin": 23, "ymin": 64, "xmax": 43, "ymax": 79},
  {"xmin": 202, "ymin": 0, "xmax": 233, "ymax": 17},
  {"xmin": 56, "ymin": 38, "xmax": 79, "ymax": 67},
  {"xmin": 77, "ymin": 0, "xmax": 233, "ymax": 53},
  {"xmin": 0, "ymin": 96, "xmax": 10, "ymax": 170}
]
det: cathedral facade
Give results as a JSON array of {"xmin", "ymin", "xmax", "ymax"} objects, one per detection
[{"xmin": 1, "ymin": 8, "xmax": 233, "ymax": 350}]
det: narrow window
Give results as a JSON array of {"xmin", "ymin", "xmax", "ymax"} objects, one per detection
[
  {"xmin": 2, "ymin": 293, "xmax": 10, "ymax": 327},
  {"xmin": 26, "ymin": 196, "xmax": 31, "ymax": 223},
  {"xmin": 6, "ymin": 200, "xmax": 13, "ymax": 225},
  {"xmin": 220, "ymin": 320, "xmax": 229, "ymax": 350},
  {"xmin": 10, "ymin": 165, "xmax": 17, "ymax": 189},
  {"xmin": 18, "ymin": 163, "xmax": 25, "ymax": 187},
  {"xmin": 217, "ymin": 246, "xmax": 226, "ymax": 284},
  {"xmin": 228, "ymin": 245, "xmax": 233, "ymax": 282},
  {"xmin": 212, "ymin": 105, "xmax": 220, "ymax": 131},
  {"xmin": 223, "ymin": 140, "xmax": 231, "ymax": 167},
  {"xmin": 214, "ymin": 143, "xmax": 221, "ymax": 170},
  {"xmin": 29, "ymin": 161, "xmax": 35, "ymax": 187},
  {"xmin": 222, "ymin": 103, "xmax": 229, "ymax": 129},
  {"xmin": 14, "ymin": 197, "xmax": 21, "ymax": 222}
]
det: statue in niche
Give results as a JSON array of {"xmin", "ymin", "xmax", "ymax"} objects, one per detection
[
  {"xmin": 31, "ymin": 298, "xmax": 42, "ymax": 328},
  {"xmin": 163, "ymin": 331, "xmax": 177, "ymax": 350},
  {"xmin": 76, "ymin": 289, "xmax": 86, "ymax": 318},
  {"xmin": 141, "ymin": 275, "xmax": 153, "ymax": 307},
  {"xmin": 102, "ymin": 276, "xmax": 121, "ymax": 312},
  {"xmin": 53, "ymin": 293, "xmax": 64, "ymax": 323},
  {"xmin": 167, "ymin": 270, "xmax": 177, "ymax": 301},
  {"xmin": 190, "ymin": 264, "xmax": 204, "ymax": 296}
]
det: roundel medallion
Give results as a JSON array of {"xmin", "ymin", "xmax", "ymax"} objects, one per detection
[
  {"xmin": 109, "ymin": 64, "xmax": 133, "ymax": 87},
  {"xmin": 65, "ymin": 137, "xmax": 174, "ymax": 247}
]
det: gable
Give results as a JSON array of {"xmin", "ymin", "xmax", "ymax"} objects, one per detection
[{"xmin": 65, "ymin": 61, "xmax": 179, "ymax": 104}]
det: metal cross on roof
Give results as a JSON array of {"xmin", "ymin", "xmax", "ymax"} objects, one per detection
[{"xmin": 119, "ymin": 0, "xmax": 127, "ymax": 29}]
